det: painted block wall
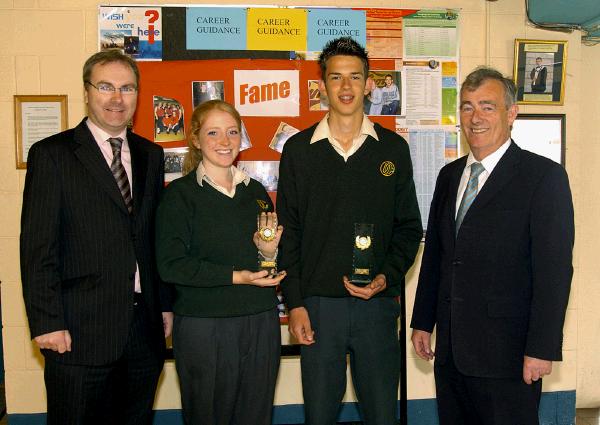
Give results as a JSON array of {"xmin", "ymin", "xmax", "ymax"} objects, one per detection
[{"xmin": 0, "ymin": 0, "xmax": 596, "ymax": 416}]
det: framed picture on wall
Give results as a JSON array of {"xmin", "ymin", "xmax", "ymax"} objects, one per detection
[
  {"xmin": 512, "ymin": 113, "xmax": 565, "ymax": 165},
  {"xmin": 513, "ymin": 39, "xmax": 567, "ymax": 105},
  {"xmin": 14, "ymin": 95, "xmax": 68, "ymax": 169}
]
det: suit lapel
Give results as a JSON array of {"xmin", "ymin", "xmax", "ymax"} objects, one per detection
[
  {"xmin": 128, "ymin": 132, "xmax": 148, "ymax": 215},
  {"xmin": 464, "ymin": 141, "xmax": 521, "ymax": 220},
  {"xmin": 72, "ymin": 119, "xmax": 130, "ymax": 215}
]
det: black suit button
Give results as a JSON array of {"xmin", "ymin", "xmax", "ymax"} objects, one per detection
[
  {"xmin": 129, "ymin": 274, "xmax": 135, "ymax": 280},
  {"xmin": 444, "ymin": 297, "xmax": 451, "ymax": 303},
  {"xmin": 452, "ymin": 259, "xmax": 462, "ymax": 266}
]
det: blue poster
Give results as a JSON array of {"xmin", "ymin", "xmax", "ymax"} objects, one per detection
[
  {"xmin": 186, "ymin": 7, "xmax": 247, "ymax": 50},
  {"xmin": 307, "ymin": 9, "xmax": 366, "ymax": 52}
]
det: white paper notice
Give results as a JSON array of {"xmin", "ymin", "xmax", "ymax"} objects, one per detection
[
  {"xmin": 405, "ymin": 64, "xmax": 441, "ymax": 125},
  {"xmin": 21, "ymin": 102, "xmax": 62, "ymax": 162}
]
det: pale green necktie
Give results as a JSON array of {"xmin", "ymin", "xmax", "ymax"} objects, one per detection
[{"xmin": 456, "ymin": 162, "xmax": 485, "ymax": 236}]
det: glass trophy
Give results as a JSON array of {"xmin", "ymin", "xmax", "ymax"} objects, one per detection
[{"xmin": 350, "ymin": 223, "xmax": 374, "ymax": 284}]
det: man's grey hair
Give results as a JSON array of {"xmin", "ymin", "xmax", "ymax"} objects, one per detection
[{"xmin": 461, "ymin": 66, "xmax": 517, "ymax": 108}]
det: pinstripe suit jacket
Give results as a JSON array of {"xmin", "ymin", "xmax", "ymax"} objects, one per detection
[{"xmin": 21, "ymin": 118, "xmax": 169, "ymax": 366}]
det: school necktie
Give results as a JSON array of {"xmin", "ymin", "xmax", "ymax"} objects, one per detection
[
  {"xmin": 455, "ymin": 162, "xmax": 484, "ymax": 236},
  {"xmin": 107, "ymin": 137, "xmax": 133, "ymax": 213}
]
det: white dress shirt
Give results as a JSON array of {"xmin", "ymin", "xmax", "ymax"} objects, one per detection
[
  {"xmin": 455, "ymin": 139, "xmax": 512, "ymax": 218},
  {"xmin": 195, "ymin": 162, "xmax": 250, "ymax": 198},
  {"xmin": 86, "ymin": 119, "xmax": 141, "ymax": 293},
  {"xmin": 310, "ymin": 114, "xmax": 379, "ymax": 162}
]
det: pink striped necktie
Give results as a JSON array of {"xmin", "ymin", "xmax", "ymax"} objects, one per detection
[{"xmin": 107, "ymin": 137, "xmax": 133, "ymax": 213}]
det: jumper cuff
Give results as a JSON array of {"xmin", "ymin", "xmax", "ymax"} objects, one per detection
[{"xmin": 281, "ymin": 277, "xmax": 304, "ymax": 309}]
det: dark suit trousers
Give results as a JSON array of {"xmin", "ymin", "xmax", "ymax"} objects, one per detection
[
  {"xmin": 300, "ymin": 296, "xmax": 401, "ymax": 425},
  {"xmin": 44, "ymin": 296, "xmax": 164, "ymax": 425},
  {"xmin": 434, "ymin": 349, "xmax": 542, "ymax": 425}
]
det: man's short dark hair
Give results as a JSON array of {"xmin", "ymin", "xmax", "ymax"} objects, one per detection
[
  {"xmin": 536, "ymin": 57, "xmax": 543, "ymax": 61},
  {"xmin": 83, "ymin": 49, "xmax": 140, "ymax": 87},
  {"xmin": 318, "ymin": 37, "xmax": 369, "ymax": 79},
  {"xmin": 461, "ymin": 66, "xmax": 517, "ymax": 108}
]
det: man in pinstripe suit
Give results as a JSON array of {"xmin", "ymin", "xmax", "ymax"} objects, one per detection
[{"xmin": 20, "ymin": 50, "xmax": 173, "ymax": 425}]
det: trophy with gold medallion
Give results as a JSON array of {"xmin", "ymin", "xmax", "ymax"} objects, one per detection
[
  {"xmin": 351, "ymin": 223, "xmax": 374, "ymax": 284},
  {"xmin": 257, "ymin": 212, "xmax": 278, "ymax": 276}
]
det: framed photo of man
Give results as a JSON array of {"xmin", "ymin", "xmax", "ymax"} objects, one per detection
[{"xmin": 513, "ymin": 39, "xmax": 567, "ymax": 105}]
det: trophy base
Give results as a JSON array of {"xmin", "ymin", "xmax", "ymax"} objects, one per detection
[
  {"xmin": 350, "ymin": 268, "xmax": 372, "ymax": 285},
  {"xmin": 259, "ymin": 259, "xmax": 277, "ymax": 277}
]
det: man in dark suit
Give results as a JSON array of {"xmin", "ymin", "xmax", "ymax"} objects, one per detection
[
  {"xmin": 20, "ymin": 50, "xmax": 173, "ymax": 425},
  {"xmin": 410, "ymin": 67, "xmax": 573, "ymax": 425},
  {"xmin": 530, "ymin": 57, "xmax": 548, "ymax": 93}
]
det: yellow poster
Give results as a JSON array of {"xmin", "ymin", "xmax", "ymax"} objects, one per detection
[{"xmin": 247, "ymin": 8, "xmax": 307, "ymax": 51}]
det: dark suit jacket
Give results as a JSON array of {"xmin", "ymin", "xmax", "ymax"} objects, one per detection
[
  {"xmin": 530, "ymin": 66, "xmax": 547, "ymax": 93},
  {"xmin": 21, "ymin": 118, "xmax": 169, "ymax": 366},
  {"xmin": 411, "ymin": 142, "xmax": 573, "ymax": 379}
]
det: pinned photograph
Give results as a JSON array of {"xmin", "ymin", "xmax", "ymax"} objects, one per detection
[
  {"xmin": 237, "ymin": 161, "xmax": 279, "ymax": 192},
  {"xmin": 124, "ymin": 36, "xmax": 140, "ymax": 55},
  {"xmin": 164, "ymin": 147, "xmax": 188, "ymax": 182},
  {"xmin": 308, "ymin": 80, "xmax": 329, "ymax": 111},
  {"xmin": 153, "ymin": 96, "xmax": 185, "ymax": 142},
  {"xmin": 100, "ymin": 29, "xmax": 129, "ymax": 50},
  {"xmin": 240, "ymin": 121, "xmax": 252, "ymax": 152},
  {"xmin": 192, "ymin": 81, "xmax": 224, "ymax": 108},
  {"xmin": 365, "ymin": 71, "xmax": 402, "ymax": 116},
  {"xmin": 269, "ymin": 122, "xmax": 299, "ymax": 153},
  {"xmin": 292, "ymin": 51, "xmax": 321, "ymax": 61}
]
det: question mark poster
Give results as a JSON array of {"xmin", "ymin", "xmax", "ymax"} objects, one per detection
[{"xmin": 99, "ymin": 6, "xmax": 162, "ymax": 61}]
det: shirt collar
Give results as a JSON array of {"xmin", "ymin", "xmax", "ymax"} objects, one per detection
[
  {"xmin": 196, "ymin": 162, "xmax": 250, "ymax": 188},
  {"xmin": 86, "ymin": 118, "xmax": 127, "ymax": 144},
  {"xmin": 309, "ymin": 114, "xmax": 379, "ymax": 144},
  {"xmin": 465, "ymin": 138, "xmax": 512, "ymax": 175}
]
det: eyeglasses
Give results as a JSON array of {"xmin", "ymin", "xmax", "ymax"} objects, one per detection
[{"xmin": 86, "ymin": 81, "xmax": 138, "ymax": 95}]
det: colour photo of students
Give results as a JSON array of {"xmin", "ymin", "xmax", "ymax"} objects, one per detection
[
  {"xmin": 269, "ymin": 122, "xmax": 300, "ymax": 153},
  {"xmin": 164, "ymin": 147, "xmax": 188, "ymax": 182},
  {"xmin": 153, "ymin": 96, "xmax": 185, "ymax": 142},
  {"xmin": 364, "ymin": 71, "xmax": 402, "ymax": 116}
]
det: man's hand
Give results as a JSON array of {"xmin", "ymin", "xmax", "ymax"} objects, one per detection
[
  {"xmin": 343, "ymin": 274, "xmax": 387, "ymax": 300},
  {"xmin": 288, "ymin": 307, "xmax": 315, "ymax": 345},
  {"xmin": 523, "ymin": 356, "xmax": 552, "ymax": 384},
  {"xmin": 411, "ymin": 329, "xmax": 434, "ymax": 361},
  {"xmin": 162, "ymin": 312, "xmax": 174, "ymax": 338},
  {"xmin": 34, "ymin": 330, "xmax": 72, "ymax": 353}
]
